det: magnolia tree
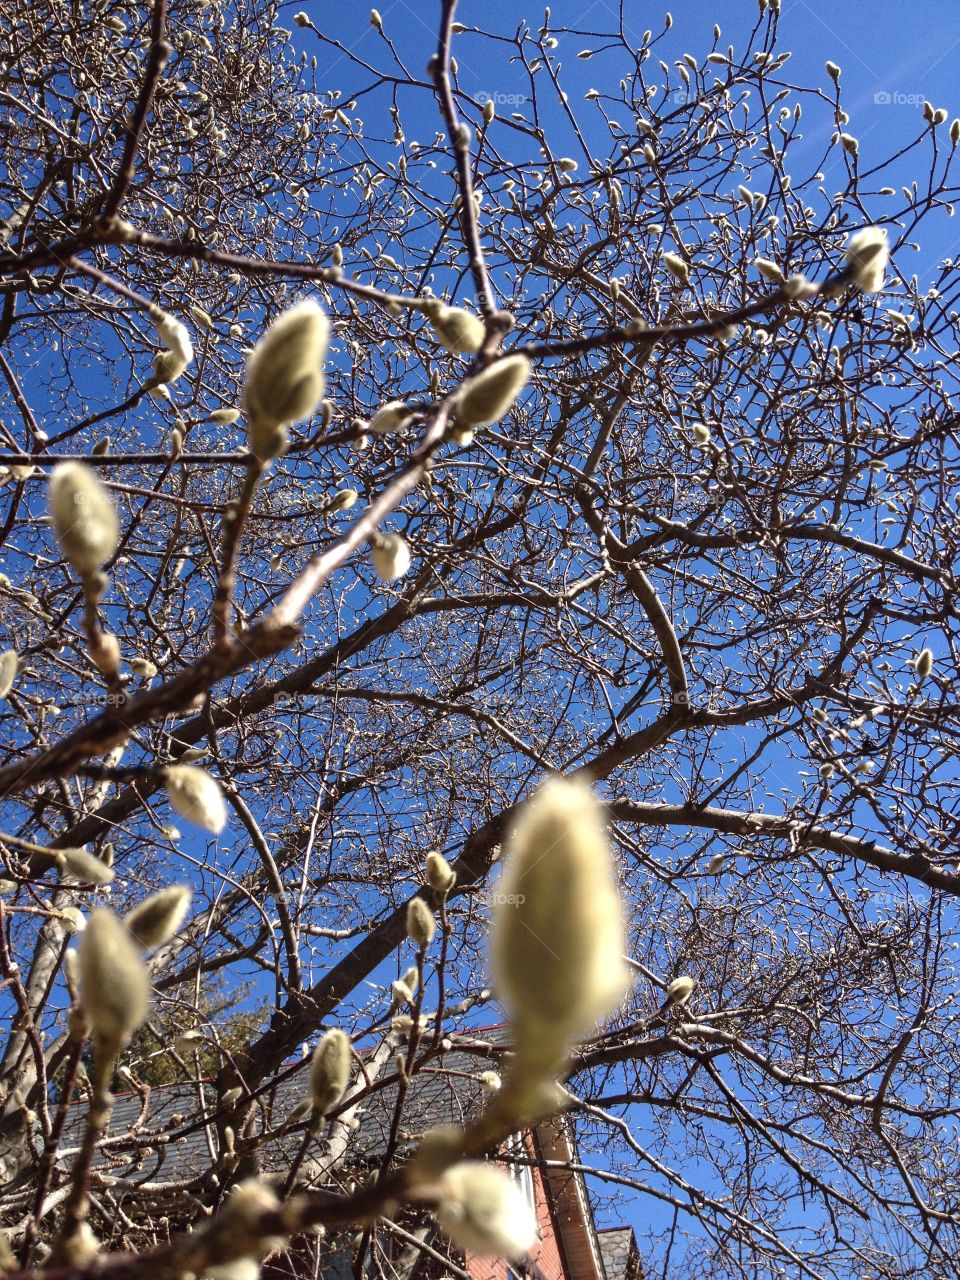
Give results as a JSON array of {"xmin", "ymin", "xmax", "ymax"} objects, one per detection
[{"xmin": 0, "ymin": 0, "xmax": 958, "ymax": 1276}]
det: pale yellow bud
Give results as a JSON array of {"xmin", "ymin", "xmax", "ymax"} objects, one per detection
[
  {"xmin": 371, "ymin": 532, "xmax": 411, "ymax": 581},
  {"xmin": 369, "ymin": 400, "xmax": 413, "ymax": 434},
  {"xmin": 825, "ymin": 60, "xmax": 840, "ymax": 81},
  {"xmin": 243, "ymin": 299, "xmax": 329, "ymax": 456},
  {"xmin": 370, "ymin": 8, "xmax": 383, "ymax": 29},
  {"xmin": 210, "ymin": 408, "xmax": 241, "ymax": 425},
  {"xmin": 457, "ymin": 355, "xmax": 531, "ymax": 427},
  {"xmin": 429, "ymin": 306, "xmax": 486, "ymax": 354},
  {"xmin": 406, "ymin": 898, "xmax": 436, "ymax": 948},
  {"xmin": 845, "ymin": 226, "xmax": 888, "ymax": 293},
  {"xmin": 436, "ymin": 1162, "xmax": 538, "ymax": 1260},
  {"xmin": 49, "ymin": 463, "xmax": 119, "ymax": 576},
  {"xmin": 915, "ymin": 648, "xmax": 933, "ymax": 679},
  {"xmin": 125, "ymin": 885, "xmax": 192, "ymax": 949},
  {"xmin": 309, "ymin": 1029, "xmax": 351, "ymax": 1115},
  {"xmin": 665, "ymin": 975, "xmax": 695, "ymax": 1006},
  {"xmin": 491, "ymin": 776, "xmax": 628, "ymax": 1071},
  {"xmin": 58, "ymin": 847, "xmax": 115, "ymax": 886},
  {"xmin": 753, "ymin": 257, "xmax": 785, "ymax": 284},
  {"xmin": 164, "ymin": 765, "xmax": 227, "ymax": 834},
  {"xmin": 328, "ymin": 488, "xmax": 359, "ymax": 512},
  {"xmin": 0, "ymin": 650, "xmax": 17, "ymax": 699},
  {"xmin": 425, "ymin": 850, "xmax": 456, "ymax": 894},
  {"xmin": 663, "ymin": 252, "xmax": 690, "ymax": 283},
  {"xmin": 839, "ymin": 132, "xmax": 859, "ymax": 156},
  {"xmin": 79, "ymin": 909, "xmax": 150, "ymax": 1050},
  {"xmin": 479, "ymin": 1070, "xmax": 501, "ymax": 1093},
  {"xmin": 217, "ymin": 1179, "xmax": 286, "ymax": 1260}
]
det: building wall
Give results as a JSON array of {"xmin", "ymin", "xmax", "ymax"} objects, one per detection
[{"xmin": 466, "ymin": 1133, "xmax": 567, "ymax": 1280}]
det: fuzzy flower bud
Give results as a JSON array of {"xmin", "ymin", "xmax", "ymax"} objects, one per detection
[
  {"xmin": 663, "ymin": 252, "xmax": 690, "ymax": 283},
  {"xmin": 428, "ymin": 306, "xmax": 486, "ymax": 354},
  {"xmin": 151, "ymin": 310, "xmax": 194, "ymax": 386},
  {"xmin": 216, "ymin": 1179, "xmax": 286, "ymax": 1261},
  {"xmin": 125, "ymin": 886, "xmax": 192, "ymax": 949},
  {"xmin": 57, "ymin": 847, "xmax": 116, "ymax": 886},
  {"xmin": 436, "ymin": 1162, "xmax": 538, "ymax": 1260},
  {"xmin": 210, "ymin": 408, "xmax": 241, "ymax": 425},
  {"xmin": 491, "ymin": 776, "xmax": 628, "ymax": 1071},
  {"xmin": 371, "ymin": 532, "xmax": 411, "ymax": 581},
  {"xmin": 479, "ymin": 1070, "xmax": 502, "ymax": 1093},
  {"xmin": 915, "ymin": 648, "xmax": 933, "ymax": 679},
  {"xmin": 665, "ymin": 975, "xmax": 695, "ymax": 1006},
  {"xmin": 754, "ymin": 257, "xmax": 785, "ymax": 284},
  {"xmin": 0, "ymin": 650, "xmax": 17, "ymax": 700},
  {"xmin": 49, "ymin": 463, "xmax": 119, "ymax": 577},
  {"xmin": 328, "ymin": 488, "xmax": 359, "ymax": 512},
  {"xmin": 845, "ymin": 226, "xmax": 889, "ymax": 293},
  {"xmin": 457, "ymin": 355, "xmax": 531, "ymax": 427},
  {"xmin": 243, "ymin": 299, "xmax": 329, "ymax": 458},
  {"xmin": 406, "ymin": 898, "xmax": 436, "ymax": 948},
  {"xmin": 164, "ymin": 765, "xmax": 227, "ymax": 834},
  {"xmin": 79, "ymin": 909, "xmax": 151, "ymax": 1051},
  {"xmin": 425, "ymin": 850, "xmax": 456, "ymax": 895},
  {"xmin": 309, "ymin": 1029, "xmax": 351, "ymax": 1116},
  {"xmin": 369, "ymin": 400, "xmax": 413, "ymax": 434}
]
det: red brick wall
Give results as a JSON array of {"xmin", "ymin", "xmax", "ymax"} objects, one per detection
[{"xmin": 466, "ymin": 1134, "xmax": 567, "ymax": 1280}]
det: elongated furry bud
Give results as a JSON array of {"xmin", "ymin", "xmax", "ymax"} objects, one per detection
[
  {"xmin": 125, "ymin": 885, "xmax": 192, "ymax": 949},
  {"xmin": 425, "ymin": 850, "xmax": 456, "ymax": 895},
  {"xmin": 406, "ymin": 898, "xmax": 436, "ymax": 948},
  {"xmin": 164, "ymin": 765, "xmax": 227, "ymax": 834},
  {"xmin": 79, "ymin": 909, "xmax": 151, "ymax": 1051},
  {"xmin": 58, "ymin": 847, "xmax": 115, "ymax": 886},
  {"xmin": 49, "ymin": 463, "xmax": 119, "ymax": 577},
  {"xmin": 243, "ymin": 300, "xmax": 329, "ymax": 458},
  {"xmin": 309, "ymin": 1028, "xmax": 351, "ymax": 1116},
  {"xmin": 436, "ymin": 1162, "xmax": 538, "ymax": 1260},
  {"xmin": 491, "ymin": 776, "xmax": 628, "ymax": 1071},
  {"xmin": 457, "ymin": 355, "xmax": 531, "ymax": 427}
]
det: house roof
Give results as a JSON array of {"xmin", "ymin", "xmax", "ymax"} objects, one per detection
[{"xmin": 597, "ymin": 1226, "xmax": 642, "ymax": 1280}]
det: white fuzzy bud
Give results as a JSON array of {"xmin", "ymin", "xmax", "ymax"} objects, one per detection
[
  {"xmin": 164, "ymin": 765, "xmax": 227, "ymax": 834},
  {"xmin": 915, "ymin": 648, "xmax": 933, "ymax": 679},
  {"xmin": 479, "ymin": 1070, "xmax": 501, "ymax": 1093},
  {"xmin": 58, "ymin": 847, "xmax": 115, "ymax": 886},
  {"xmin": 243, "ymin": 300, "xmax": 329, "ymax": 457},
  {"xmin": 663, "ymin": 252, "xmax": 690, "ymax": 283},
  {"xmin": 845, "ymin": 226, "xmax": 889, "ymax": 293},
  {"xmin": 369, "ymin": 400, "xmax": 413, "ymax": 434},
  {"xmin": 328, "ymin": 488, "xmax": 359, "ymax": 512},
  {"xmin": 428, "ymin": 306, "xmax": 486, "ymax": 354},
  {"xmin": 425, "ymin": 850, "xmax": 456, "ymax": 894},
  {"xmin": 436, "ymin": 1162, "xmax": 538, "ymax": 1260},
  {"xmin": 125, "ymin": 886, "xmax": 192, "ymax": 949},
  {"xmin": 0, "ymin": 650, "xmax": 17, "ymax": 699},
  {"xmin": 371, "ymin": 533, "xmax": 411, "ymax": 581},
  {"xmin": 49, "ymin": 463, "xmax": 119, "ymax": 576},
  {"xmin": 491, "ymin": 776, "xmax": 628, "ymax": 1071},
  {"xmin": 79, "ymin": 909, "xmax": 151, "ymax": 1051},
  {"xmin": 706, "ymin": 853, "xmax": 725, "ymax": 875},
  {"xmin": 406, "ymin": 898, "xmax": 436, "ymax": 948},
  {"xmin": 151, "ymin": 311, "xmax": 194, "ymax": 385},
  {"xmin": 210, "ymin": 408, "xmax": 241, "ymax": 425},
  {"xmin": 754, "ymin": 257, "xmax": 785, "ymax": 284},
  {"xmin": 665, "ymin": 975, "xmax": 695, "ymax": 1006},
  {"xmin": 457, "ymin": 355, "xmax": 531, "ymax": 427},
  {"xmin": 309, "ymin": 1029, "xmax": 351, "ymax": 1115}
]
